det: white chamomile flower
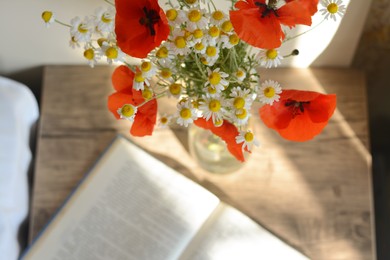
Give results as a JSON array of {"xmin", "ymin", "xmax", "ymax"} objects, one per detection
[
  {"xmin": 140, "ymin": 60, "xmax": 157, "ymax": 78},
  {"xmin": 100, "ymin": 42, "xmax": 125, "ymax": 64},
  {"xmin": 168, "ymin": 83, "xmax": 183, "ymax": 98},
  {"xmin": 209, "ymin": 10, "xmax": 226, "ymax": 26},
  {"xmin": 133, "ymin": 69, "xmax": 150, "ymax": 91},
  {"xmin": 220, "ymin": 20, "xmax": 234, "ymax": 35},
  {"xmin": 175, "ymin": 101, "xmax": 199, "ymax": 127},
  {"xmin": 168, "ymin": 29, "xmax": 191, "ymax": 56},
  {"xmin": 205, "ymin": 25, "xmax": 221, "ymax": 45},
  {"xmin": 258, "ymin": 80, "xmax": 282, "ymax": 105},
  {"xmin": 152, "ymin": 43, "xmax": 175, "ymax": 64},
  {"xmin": 69, "ymin": 36, "xmax": 81, "ymax": 49},
  {"xmin": 231, "ymin": 107, "xmax": 251, "ymax": 126},
  {"xmin": 235, "ymin": 68, "xmax": 246, "ymax": 82},
  {"xmin": 205, "ymin": 68, "xmax": 229, "ymax": 93},
  {"xmin": 220, "ymin": 33, "xmax": 240, "ymax": 49},
  {"xmin": 117, "ymin": 104, "xmax": 137, "ymax": 122},
  {"xmin": 189, "ymin": 28, "xmax": 204, "ymax": 44},
  {"xmin": 41, "ymin": 11, "xmax": 55, "ymax": 28},
  {"xmin": 320, "ymin": 0, "xmax": 346, "ymax": 21},
  {"xmin": 159, "ymin": 67, "xmax": 174, "ymax": 82},
  {"xmin": 70, "ymin": 16, "xmax": 93, "ymax": 42},
  {"xmin": 193, "ymin": 39, "xmax": 207, "ymax": 54},
  {"xmin": 185, "ymin": 8, "xmax": 208, "ymax": 31},
  {"xmin": 235, "ymin": 130, "xmax": 259, "ymax": 152},
  {"xmin": 94, "ymin": 6, "xmax": 115, "ymax": 33},
  {"xmin": 165, "ymin": 8, "xmax": 186, "ymax": 27},
  {"xmin": 202, "ymin": 45, "xmax": 220, "ymax": 66},
  {"xmin": 199, "ymin": 95, "xmax": 226, "ymax": 126},
  {"xmin": 157, "ymin": 114, "xmax": 172, "ymax": 129},
  {"xmin": 83, "ymin": 47, "xmax": 100, "ymax": 68},
  {"xmin": 230, "ymin": 87, "xmax": 253, "ymax": 110},
  {"xmin": 257, "ymin": 49, "xmax": 283, "ymax": 68}
]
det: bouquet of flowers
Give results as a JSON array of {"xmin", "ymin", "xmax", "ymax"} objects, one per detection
[{"xmin": 41, "ymin": 0, "xmax": 345, "ymax": 162}]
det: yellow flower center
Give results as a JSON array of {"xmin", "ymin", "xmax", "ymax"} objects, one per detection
[
  {"xmin": 195, "ymin": 42, "xmax": 205, "ymax": 51},
  {"xmin": 244, "ymin": 131, "xmax": 254, "ymax": 142},
  {"xmin": 266, "ymin": 49, "xmax": 278, "ymax": 60},
  {"xmin": 209, "ymin": 72, "xmax": 221, "ymax": 85},
  {"xmin": 201, "ymin": 57, "xmax": 209, "ymax": 65},
  {"xmin": 121, "ymin": 104, "xmax": 135, "ymax": 117},
  {"xmin": 185, "ymin": 0, "xmax": 197, "ymax": 4},
  {"xmin": 206, "ymin": 46, "xmax": 217, "ymax": 57},
  {"xmin": 212, "ymin": 11, "xmax": 224, "ymax": 21},
  {"xmin": 78, "ymin": 24, "xmax": 88, "ymax": 34},
  {"xmin": 193, "ymin": 29, "xmax": 203, "ymax": 39},
  {"xmin": 229, "ymin": 34, "xmax": 239, "ymax": 45},
  {"xmin": 166, "ymin": 9, "xmax": 178, "ymax": 21},
  {"xmin": 134, "ymin": 72, "xmax": 144, "ymax": 83},
  {"xmin": 160, "ymin": 68, "xmax": 172, "ymax": 78},
  {"xmin": 101, "ymin": 14, "xmax": 112, "ymax": 23},
  {"xmin": 208, "ymin": 26, "xmax": 220, "ymax": 38},
  {"xmin": 105, "ymin": 47, "xmax": 118, "ymax": 59},
  {"xmin": 83, "ymin": 49, "xmax": 94, "ymax": 60},
  {"xmin": 188, "ymin": 10, "xmax": 202, "ymax": 22},
  {"xmin": 221, "ymin": 21, "xmax": 233, "ymax": 33},
  {"xmin": 156, "ymin": 46, "xmax": 169, "ymax": 58},
  {"xmin": 42, "ymin": 11, "xmax": 53, "ymax": 23},
  {"xmin": 209, "ymin": 100, "xmax": 221, "ymax": 112},
  {"xmin": 180, "ymin": 108, "xmax": 192, "ymax": 119},
  {"xmin": 71, "ymin": 36, "xmax": 78, "ymax": 43},
  {"xmin": 97, "ymin": 38, "xmax": 107, "ymax": 47},
  {"xmin": 174, "ymin": 36, "xmax": 187, "ymax": 49},
  {"xmin": 160, "ymin": 117, "xmax": 168, "ymax": 124},
  {"xmin": 233, "ymin": 97, "xmax": 245, "ymax": 109},
  {"xmin": 141, "ymin": 61, "xmax": 152, "ymax": 72},
  {"xmin": 214, "ymin": 119, "xmax": 224, "ymax": 127},
  {"xmin": 263, "ymin": 87, "xmax": 275, "ymax": 98},
  {"xmin": 207, "ymin": 87, "xmax": 217, "ymax": 95},
  {"xmin": 169, "ymin": 83, "xmax": 182, "ymax": 95},
  {"xmin": 142, "ymin": 88, "xmax": 153, "ymax": 100},
  {"xmin": 236, "ymin": 70, "xmax": 244, "ymax": 78},
  {"xmin": 327, "ymin": 3, "xmax": 339, "ymax": 14},
  {"xmin": 236, "ymin": 108, "xmax": 248, "ymax": 119}
]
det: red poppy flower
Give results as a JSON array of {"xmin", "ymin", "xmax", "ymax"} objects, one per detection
[
  {"xmin": 259, "ymin": 89, "xmax": 336, "ymax": 141},
  {"xmin": 108, "ymin": 65, "xmax": 158, "ymax": 136},
  {"xmin": 115, "ymin": 0, "xmax": 170, "ymax": 58},
  {"xmin": 194, "ymin": 118, "xmax": 246, "ymax": 162},
  {"xmin": 229, "ymin": 0, "xmax": 318, "ymax": 49}
]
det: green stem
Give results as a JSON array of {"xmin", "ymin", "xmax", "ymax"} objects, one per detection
[
  {"xmin": 137, "ymin": 92, "xmax": 166, "ymax": 108},
  {"xmin": 55, "ymin": 19, "xmax": 71, "ymax": 28},
  {"xmin": 103, "ymin": 0, "xmax": 115, "ymax": 6},
  {"xmin": 284, "ymin": 19, "xmax": 326, "ymax": 43}
]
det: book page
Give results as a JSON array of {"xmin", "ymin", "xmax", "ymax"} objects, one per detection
[
  {"xmin": 179, "ymin": 204, "xmax": 309, "ymax": 260},
  {"xmin": 23, "ymin": 136, "xmax": 220, "ymax": 260}
]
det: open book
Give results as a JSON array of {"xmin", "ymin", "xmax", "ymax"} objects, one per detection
[{"xmin": 22, "ymin": 135, "xmax": 308, "ymax": 260}]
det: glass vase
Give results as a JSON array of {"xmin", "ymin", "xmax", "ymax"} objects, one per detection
[{"xmin": 188, "ymin": 125, "xmax": 246, "ymax": 174}]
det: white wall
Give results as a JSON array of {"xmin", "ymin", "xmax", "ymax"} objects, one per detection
[{"xmin": 0, "ymin": 0, "xmax": 372, "ymax": 75}]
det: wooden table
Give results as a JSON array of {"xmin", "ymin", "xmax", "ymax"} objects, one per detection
[{"xmin": 30, "ymin": 65, "xmax": 375, "ymax": 259}]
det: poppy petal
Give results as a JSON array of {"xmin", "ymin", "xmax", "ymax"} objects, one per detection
[
  {"xmin": 285, "ymin": 0, "xmax": 319, "ymax": 16},
  {"xmin": 277, "ymin": 112, "xmax": 329, "ymax": 141},
  {"xmin": 194, "ymin": 118, "xmax": 245, "ymax": 162},
  {"xmin": 112, "ymin": 65, "xmax": 135, "ymax": 92},
  {"xmin": 115, "ymin": 0, "xmax": 170, "ymax": 58},
  {"xmin": 307, "ymin": 94, "xmax": 337, "ymax": 123},
  {"xmin": 277, "ymin": 1, "xmax": 313, "ymax": 27},
  {"xmin": 130, "ymin": 98, "xmax": 158, "ymax": 136},
  {"xmin": 230, "ymin": 8, "xmax": 284, "ymax": 49},
  {"xmin": 259, "ymin": 89, "xmax": 336, "ymax": 142},
  {"xmin": 107, "ymin": 91, "xmax": 133, "ymax": 119}
]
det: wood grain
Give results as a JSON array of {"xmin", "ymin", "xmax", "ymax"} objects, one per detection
[{"xmin": 30, "ymin": 65, "xmax": 374, "ymax": 260}]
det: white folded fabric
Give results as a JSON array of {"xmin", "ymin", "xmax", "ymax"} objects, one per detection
[{"xmin": 0, "ymin": 77, "xmax": 39, "ymax": 260}]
